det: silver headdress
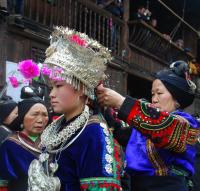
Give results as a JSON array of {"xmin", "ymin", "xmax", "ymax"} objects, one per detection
[{"xmin": 44, "ymin": 26, "xmax": 112, "ymax": 99}]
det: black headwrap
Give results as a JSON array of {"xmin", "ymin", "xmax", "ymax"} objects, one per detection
[
  {"xmin": 155, "ymin": 60, "xmax": 195, "ymax": 109},
  {"xmin": 0, "ymin": 99, "xmax": 17, "ymax": 124},
  {"xmin": 17, "ymin": 97, "xmax": 46, "ymax": 126}
]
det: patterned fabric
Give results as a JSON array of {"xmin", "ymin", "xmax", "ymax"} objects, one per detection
[
  {"xmin": 0, "ymin": 132, "xmax": 40, "ymax": 191},
  {"xmin": 118, "ymin": 96, "xmax": 199, "ymax": 176},
  {"xmin": 80, "ymin": 177, "xmax": 121, "ymax": 191},
  {"xmin": 119, "ymin": 96, "xmax": 199, "ymax": 152},
  {"xmin": 53, "ymin": 114, "xmax": 123, "ymax": 191},
  {"xmin": 146, "ymin": 139, "xmax": 168, "ymax": 176}
]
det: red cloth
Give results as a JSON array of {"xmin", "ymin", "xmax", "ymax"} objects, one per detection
[
  {"xmin": 52, "ymin": 115, "xmax": 60, "ymax": 121},
  {"xmin": 0, "ymin": 187, "xmax": 8, "ymax": 191}
]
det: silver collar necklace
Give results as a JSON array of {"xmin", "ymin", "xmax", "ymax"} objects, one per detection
[{"xmin": 40, "ymin": 105, "xmax": 90, "ymax": 151}]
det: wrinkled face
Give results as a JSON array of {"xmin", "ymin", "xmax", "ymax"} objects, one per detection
[
  {"xmin": 49, "ymin": 80, "xmax": 85, "ymax": 115},
  {"xmin": 23, "ymin": 103, "xmax": 48, "ymax": 136},
  {"xmin": 3, "ymin": 106, "xmax": 18, "ymax": 125},
  {"xmin": 151, "ymin": 79, "xmax": 177, "ymax": 113}
]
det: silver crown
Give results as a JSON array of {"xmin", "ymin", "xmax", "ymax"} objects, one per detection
[{"xmin": 44, "ymin": 26, "xmax": 112, "ymax": 99}]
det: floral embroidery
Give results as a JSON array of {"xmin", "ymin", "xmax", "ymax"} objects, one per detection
[
  {"xmin": 79, "ymin": 115, "xmax": 123, "ymax": 190},
  {"xmin": 100, "ymin": 122, "xmax": 114, "ymax": 176},
  {"xmin": 146, "ymin": 139, "xmax": 168, "ymax": 176},
  {"xmin": 127, "ymin": 100, "xmax": 191, "ymax": 152},
  {"xmin": 80, "ymin": 177, "xmax": 121, "ymax": 191}
]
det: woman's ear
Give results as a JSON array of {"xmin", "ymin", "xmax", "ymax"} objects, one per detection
[
  {"xmin": 76, "ymin": 88, "xmax": 84, "ymax": 97},
  {"xmin": 77, "ymin": 83, "xmax": 86, "ymax": 97},
  {"xmin": 80, "ymin": 94, "xmax": 88, "ymax": 104}
]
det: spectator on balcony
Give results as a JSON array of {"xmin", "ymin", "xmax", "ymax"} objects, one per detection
[
  {"xmin": 0, "ymin": 0, "xmax": 9, "ymax": 21},
  {"xmin": 97, "ymin": 0, "xmax": 123, "ymax": 18},
  {"xmin": 175, "ymin": 39, "xmax": 184, "ymax": 49},
  {"xmin": 163, "ymin": 33, "xmax": 172, "ymax": 41},
  {"xmin": 175, "ymin": 38, "xmax": 192, "ymax": 54},
  {"xmin": 135, "ymin": 6, "xmax": 151, "ymax": 22},
  {"xmin": 7, "ymin": 0, "xmax": 23, "ymax": 15},
  {"xmin": 135, "ymin": 6, "xmax": 145, "ymax": 20},
  {"xmin": 150, "ymin": 16, "xmax": 158, "ymax": 28},
  {"xmin": 97, "ymin": 0, "xmax": 123, "ymax": 52},
  {"xmin": 0, "ymin": 0, "xmax": 7, "ymax": 9},
  {"xmin": 47, "ymin": 0, "xmax": 56, "ymax": 6}
]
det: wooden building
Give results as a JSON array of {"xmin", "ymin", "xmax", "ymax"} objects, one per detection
[{"xmin": 0, "ymin": 0, "xmax": 199, "ymax": 113}]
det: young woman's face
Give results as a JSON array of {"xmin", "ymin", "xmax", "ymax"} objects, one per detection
[
  {"xmin": 151, "ymin": 79, "xmax": 177, "ymax": 113},
  {"xmin": 23, "ymin": 103, "xmax": 49, "ymax": 136},
  {"xmin": 49, "ymin": 80, "xmax": 85, "ymax": 115},
  {"xmin": 3, "ymin": 106, "xmax": 18, "ymax": 125}
]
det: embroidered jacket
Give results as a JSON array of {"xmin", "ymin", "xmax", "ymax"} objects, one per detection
[
  {"xmin": 118, "ymin": 96, "xmax": 199, "ymax": 176},
  {"xmin": 52, "ymin": 114, "xmax": 124, "ymax": 191},
  {"xmin": 0, "ymin": 132, "xmax": 41, "ymax": 191}
]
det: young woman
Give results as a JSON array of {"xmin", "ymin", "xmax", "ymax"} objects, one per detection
[
  {"xmin": 96, "ymin": 61, "xmax": 199, "ymax": 191},
  {"xmin": 27, "ymin": 27, "xmax": 124, "ymax": 191}
]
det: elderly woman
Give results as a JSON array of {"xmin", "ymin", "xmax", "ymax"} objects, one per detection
[
  {"xmin": 0, "ymin": 97, "xmax": 49, "ymax": 191},
  {"xmin": 97, "ymin": 61, "xmax": 199, "ymax": 191},
  {"xmin": 27, "ymin": 27, "xmax": 124, "ymax": 191}
]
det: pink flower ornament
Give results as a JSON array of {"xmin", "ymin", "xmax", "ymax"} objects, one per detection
[
  {"xmin": 70, "ymin": 34, "xmax": 87, "ymax": 47},
  {"xmin": 18, "ymin": 59, "xmax": 40, "ymax": 79},
  {"xmin": 49, "ymin": 66, "xmax": 64, "ymax": 81},
  {"xmin": 41, "ymin": 64, "xmax": 52, "ymax": 76},
  {"xmin": 8, "ymin": 76, "xmax": 19, "ymax": 88}
]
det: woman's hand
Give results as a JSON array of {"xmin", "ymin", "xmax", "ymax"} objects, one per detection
[{"xmin": 96, "ymin": 84, "xmax": 125, "ymax": 109}]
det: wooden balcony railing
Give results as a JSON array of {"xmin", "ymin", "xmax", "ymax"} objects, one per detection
[
  {"xmin": 128, "ymin": 20, "xmax": 195, "ymax": 65},
  {"xmin": 23, "ymin": 0, "xmax": 125, "ymax": 57},
  {"xmin": 21, "ymin": 0, "xmax": 197, "ymax": 65}
]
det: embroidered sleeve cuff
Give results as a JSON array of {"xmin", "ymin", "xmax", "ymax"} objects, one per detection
[
  {"xmin": 80, "ymin": 177, "xmax": 121, "ymax": 191},
  {"xmin": 118, "ymin": 96, "xmax": 137, "ymax": 122}
]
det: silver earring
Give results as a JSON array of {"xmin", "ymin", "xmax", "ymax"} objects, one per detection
[
  {"xmin": 175, "ymin": 102, "xmax": 180, "ymax": 109},
  {"xmin": 20, "ymin": 124, "xmax": 24, "ymax": 129}
]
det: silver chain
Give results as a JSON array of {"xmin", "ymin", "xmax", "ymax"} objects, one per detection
[{"xmin": 40, "ymin": 105, "xmax": 90, "ymax": 151}]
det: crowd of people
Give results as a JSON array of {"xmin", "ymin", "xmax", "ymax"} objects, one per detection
[
  {"xmin": 95, "ymin": 1, "xmax": 188, "ymax": 53},
  {"xmin": 0, "ymin": 25, "xmax": 199, "ymax": 191}
]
